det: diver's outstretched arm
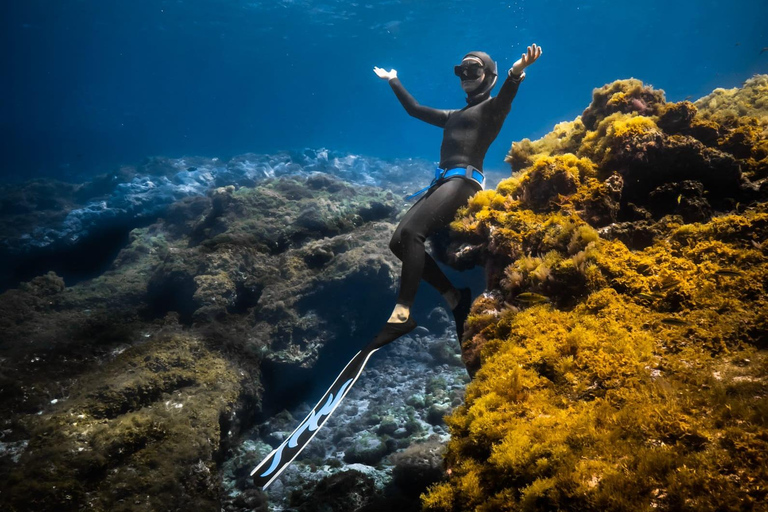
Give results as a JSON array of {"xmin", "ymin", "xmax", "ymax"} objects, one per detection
[
  {"xmin": 494, "ymin": 43, "xmax": 543, "ymax": 111},
  {"xmin": 512, "ymin": 43, "xmax": 542, "ymax": 75},
  {"xmin": 373, "ymin": 66, "xmax": 453, "ymax": 128}
]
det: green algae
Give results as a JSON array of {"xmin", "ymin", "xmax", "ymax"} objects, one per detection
[{"xmin": 3, "ymin": 332, "xmax": 243, "ymax": 512}]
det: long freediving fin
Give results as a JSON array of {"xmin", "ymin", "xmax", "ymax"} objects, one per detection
[{"xmin": 250, "ymin": 344, "xmax": 381, "ymax": 489}]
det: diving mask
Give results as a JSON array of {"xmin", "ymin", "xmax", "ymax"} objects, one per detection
[{"xmin": 454, "ymin": 62, "xmax": 484, "ymax": 81}]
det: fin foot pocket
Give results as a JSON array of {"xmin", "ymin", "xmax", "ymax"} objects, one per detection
[{"xmin": 453, "ymin": 287, "xmax": 472, "ymax": 344}]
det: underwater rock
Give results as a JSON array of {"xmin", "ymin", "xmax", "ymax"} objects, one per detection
[
  {"xmin": 0, "ymin": 149, "xmax": 441, "ymax": 299},
  {"xmin": 289, "ymin": 469, "xmax": 378, "ymax": 512},
  {"xmin": 0, "ymin": 331, "xmax": 247, "ymax": 512},
  {"xmin": 647, "ymin": 180, "xmax": 712, "ymax": 222},
  {"xmin": 611, "ymin": 130, "xmax": 745, "ymax": 211},
  {"xmin": 18, "ymin": 269, "xmax": 66, "ymax": 296},
  {"xmin": 0, "ymin": 178, "xmax": 79, "ymax": 216},
  {"xmin": 427, "ymin": 340, "xmax": 464, "ymax": 367},
  {"xmin": 580, "ymin": 78, "xmax": 667, "ymax": 131},
  {"xmin": 421, "ymin": 75, "xmax": 768, "ymax": 512},
  {"xmin": 388, "ymin": 438, "xmax": 447, "ymax": 498},
  {"xmin": 0, "ymin": 149, "xmax": 433, "ymax": 258},
  {"xmin": 134, "ymin": 174, "xmax": 405, "ymax": 369},
  {"xmin": 596, "ymin": 220, "xmax": 659, "ymax": 250},
  {"xmin": 221, "ymin": 488, "xmax": 269, "ymax": 512},
  {"xmin": 426, "ymin": 404, "xmax": 451, "ymax": 426},
  {"xmin": 0, "ymin": 167, "xmax": 426, "ymax": 511},
  {"xmin": 577, "ymin": 172, "xmax": 623, "ymax": 227},
  {"xmin": 344, "ymin": 434, "xmax": 390, "ymax": 465},
  {"xmin": 239, "ymin": 327, "xmax": 468, "ymax": 511}
]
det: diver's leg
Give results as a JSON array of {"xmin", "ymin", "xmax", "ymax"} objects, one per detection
[
  {"xmin": 382, "ymin": 179, "xmax": 478, "ymax": 346},
  {"xmin": 390, "ymin": 201, "xmax": 456, "ymax": 312},
  {"xmin": 387, "ymin": 196, "xmax": 428, "ymax": 323},
  {"xmin": 391, "ymin": 237, "xmax": 457, "ymax": 301},
  {"xmin": 395, "ymin": 178, "xmax": 478, "ymax": 309},
  {"xmin": 375, "ymin": 178, "xmax": 477, "ymax": 345}
]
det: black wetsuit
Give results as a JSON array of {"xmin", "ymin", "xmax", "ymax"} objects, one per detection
[{"xmin": 387, "ymin": 72, "xmax": 523, "ymax": 307}]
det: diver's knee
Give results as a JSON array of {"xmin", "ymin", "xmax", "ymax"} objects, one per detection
[
  {"xmin": 399, "ymin": 225, "xmax": 423, "ymax": 245},
  {"xmin": 389, "ymin": 235, "xmax": 403, "ymax": 258}
]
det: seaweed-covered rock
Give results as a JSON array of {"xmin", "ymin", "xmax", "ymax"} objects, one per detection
[
  {"xmin": 0, "ymin": 169, "xmax": 412, "ymax": 511},
  {"xmin": 388, "ymin": 438, "xmax": 447, "ymax": 498},
  {"xmin": 502, "ymin": 75, "xmax": 767, "ymax": 232},
  {"xmin": 344, "ymin": 433, "xmax": 390, "ymax": 465},
  {"xmin": 425, "ymin": 204, "xmax": 768, "ymax": 510},
  {"xmin": 421, "ymin": 75, "xmax": 768, "ymax": 512},
  {"xmin": 2, "ymin": 332, "xmax": 245, "ymax": 512},
  {"xmin": 580, "ymin": 78, "xmax": 668, "ymax": 131},
  {"xmin": 289, "ymin": 469, "xmax": 378, "ymax": 512}
]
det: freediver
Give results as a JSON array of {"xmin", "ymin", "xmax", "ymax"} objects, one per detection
[{"xmin": 370, "ymin": 44, "xmax": 542, "ymax": 352}]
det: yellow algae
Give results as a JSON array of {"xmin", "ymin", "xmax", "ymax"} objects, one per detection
[{"xmin": 428, "ymin": 76, "xmax": 768, "ymax": 511}]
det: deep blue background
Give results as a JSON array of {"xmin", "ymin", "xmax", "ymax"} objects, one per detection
[{"xmin": 2, "ymin": 0, "xmax": 767, "ymax": 182}]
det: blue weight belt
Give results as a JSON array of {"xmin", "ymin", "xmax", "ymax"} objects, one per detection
[{"xmin": 404, "ymin": 165, "xmax": 485, "ymax": 200}]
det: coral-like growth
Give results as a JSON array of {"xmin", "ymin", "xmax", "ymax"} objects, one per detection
[
  {"xmin": 2, "ymin": 332, "xmax": 244, "ymax": 512},
  {"xmin": 424, "ymin": 75, "xmax": 768, "ymax": 511},
  {"xmin": 0, "ymin": 172, "xmax": 407, "ymax": 510},
  {"xmin": 503, "ymin": 76, "xmax": 767, "ymax": 229},
  {"xmin": 505, "ymin": 119, "xmax": 587, "ymax": 172},
  {"xmin": 580, "ymin": 78, "xmax": 668, "ymax": 131},
  {"xmin": 505, "ymin": 154, "xmax": 597, "ymax": 213},
  {"xmin": 424, "ymin": 207, "xmax": 768, "ymax": 511},
  {"xmin": 694, "ymin": 74, "xmax": 768, "ymax": 122}
]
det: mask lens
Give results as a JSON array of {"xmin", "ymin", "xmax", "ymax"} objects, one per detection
[{"xmin": 454, "ymin": 63, "xmax": 483, "ymax": 80}]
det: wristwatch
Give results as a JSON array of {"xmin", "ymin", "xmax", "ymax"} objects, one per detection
[{"xmin": 508, "ymin": 69, "xmax": 526, "ymax": 83}]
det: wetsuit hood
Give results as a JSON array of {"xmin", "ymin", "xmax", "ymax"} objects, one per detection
[{"xmin": 462, "ymin": 51, "xmax": 497, "ymax": 105}]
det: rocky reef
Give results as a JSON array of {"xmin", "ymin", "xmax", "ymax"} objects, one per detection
[
  {"xmin": 225, "ymin": 326, "xmax": 470, "ymax": 512},
  {"xmin": 0, "ymin": 162, "xmax": 470, "ymax": 511},
  {"xmin": 422, "ymin": 75, "xmax": 768, "ymax": 510},
  {"xmin": 0, "ymin": 149, "xmax": 442, "ymax": 294},
  {"xmin": 2, "ymin": 74, "xmax": 766, "ymax": 512}
]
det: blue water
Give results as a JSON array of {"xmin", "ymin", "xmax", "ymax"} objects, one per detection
[{"xmin": 2, "ymin": 0, "xmax": 767, "ymax": 181}]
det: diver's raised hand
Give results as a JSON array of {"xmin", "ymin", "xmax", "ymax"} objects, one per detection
[
  {"xmin": 511, "ymin": 43, "xmax": 542, "ymax": 75},
  {"xmin": 373, "ymin": 66, "xmax": 397, "ymax": 80}
]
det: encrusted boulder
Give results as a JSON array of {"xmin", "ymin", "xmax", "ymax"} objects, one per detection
[
  {"xmin": 421, "ymin": 75, "xmax": 768, "ymax": 512},
  {"xmin": 0, "ymin": 170, "xmax": 410, "ymax": 511}
]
